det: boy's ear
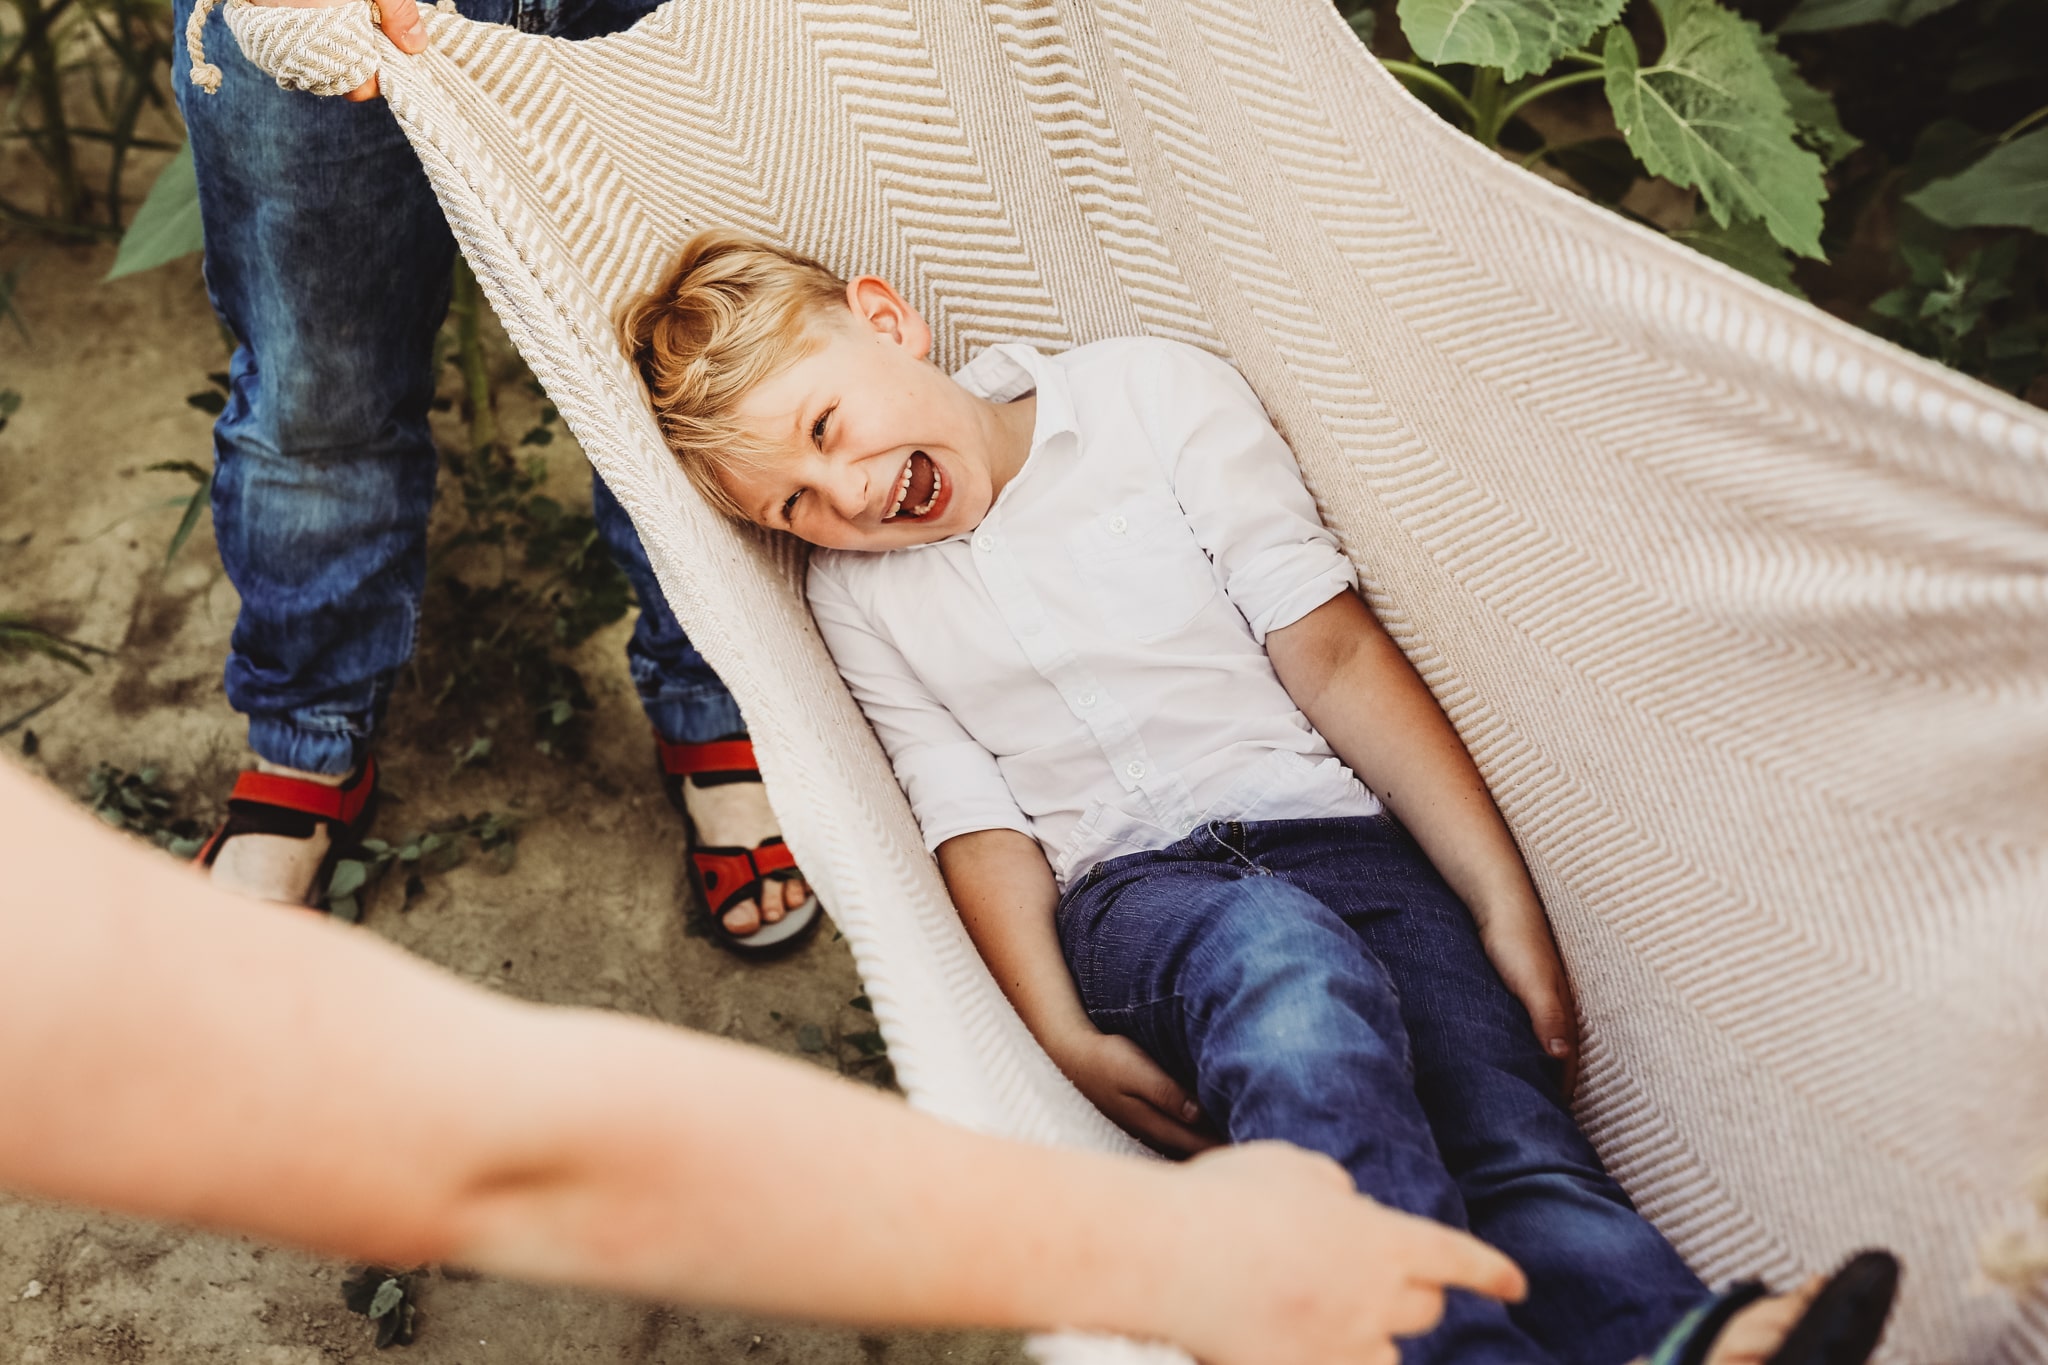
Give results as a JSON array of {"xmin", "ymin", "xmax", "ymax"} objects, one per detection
[{"xmin": 846, "ymin": 275, "xmax": 932, "ymax": 360}]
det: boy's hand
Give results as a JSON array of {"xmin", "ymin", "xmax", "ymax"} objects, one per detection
[
  {"xmin": 1049, "ymin": 1029, "xmax": 1219, "ymax": 1156},
  {"xmin": 1479, "ymin": 922, "xmax": 1581, "ymax": 1097},
  {"xmin": 1160, "ymin": 1142, "xmax": 1525, "ymax": 1365}
]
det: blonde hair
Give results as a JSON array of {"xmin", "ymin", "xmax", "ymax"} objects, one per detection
[{"xmin": 619, "ymin": 229, "xmax": 851, "ymax": 522}]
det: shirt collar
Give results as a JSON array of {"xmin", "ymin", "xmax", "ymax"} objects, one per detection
[{"xmin": 949, "ymin": 344, "xmax": 1078, "ymax": 525}]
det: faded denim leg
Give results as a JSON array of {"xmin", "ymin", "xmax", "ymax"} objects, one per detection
[
  {"xmin": 1057, "ymin": 824, "xmax": 1556, "ymax": 1365},
  {"xmin": 590, "ymin": 475, "xmax": 745, "ymax": 745},
  {"xmin": 1242, "ymin": 816, "xmax": 1710, "ymax": 1365},
  {"xmin": 175, "ymin": 0, "xmax": 735, "ymax": 772}
]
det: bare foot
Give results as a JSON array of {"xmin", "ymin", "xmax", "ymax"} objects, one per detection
[
  {"xmin": 681, "ymin": 776, "xmax": 811, "ymax": 937},
  {"xmin": 207, "ymin": 761, "xmax": 344, "ymax": 906},
  {"xmin": 1703, "ymin": 1280, "xmax": 1824, "ymax": 1365}
]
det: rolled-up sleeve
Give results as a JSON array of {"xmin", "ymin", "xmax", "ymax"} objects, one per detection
[
  {"xmin": 1152, "ymin": 346, "xmax": 1357, "ymax": 641},
  {"xmin": 807, "ymin": 557, "xmax": 1034, "ymax": 850}
]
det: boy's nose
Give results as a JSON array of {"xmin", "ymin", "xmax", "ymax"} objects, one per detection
[{"xmin": 823, "ymin": 462, "xmax": 872, "ymax": 520}]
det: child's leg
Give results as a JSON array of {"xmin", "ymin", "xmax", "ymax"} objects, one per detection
[
  {"xmin": 1057, "ymin": 824, "xmax": 1556, "ymax": 1365},
  {"xmin": 1253, "ymin": 815, "xmax": 1710, "ymax": 1365}
]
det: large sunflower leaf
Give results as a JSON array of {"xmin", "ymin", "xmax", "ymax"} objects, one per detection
[
  {"xmin": 1671, "ymin": 214, "xmax": 1805, "ymax": 295},
  {"xmin": 1778, "ymin": 0, "xmax": 1963, "ymax": 34},
  {"xmin": 1905, "ymin": 127, "xmax": 2048, "ymax": 235},
  {"xmin": 1604, "ymin": 0, "xmax": 1827, "ymax": 258},
  {"xmin": 1397, "ymin": 0, "xmax": 1625, "ymax": 82},
  {"xmin": 1759, "ymin": 37, "xmax": 1858, "ymax": 167}
]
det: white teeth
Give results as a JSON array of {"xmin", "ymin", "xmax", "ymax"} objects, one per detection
[
  {"xmin": 887, "ymin": 459, "xmax": 914, "ymax": 519},
  {"xmin": 886, "ymin": 455, "xmax": 941, "ymax": 520}
]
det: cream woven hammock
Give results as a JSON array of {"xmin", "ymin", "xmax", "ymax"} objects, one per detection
[{"xmin": 206, "ymin": 0, "xmax": 2048, "ymax": 1358}]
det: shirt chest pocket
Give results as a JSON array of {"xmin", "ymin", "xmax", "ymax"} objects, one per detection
[{"xmin": 1065, "ymin": 492, "xmax": 1218, "ymax": 641}]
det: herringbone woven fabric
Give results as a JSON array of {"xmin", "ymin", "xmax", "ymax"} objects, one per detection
[{"xmin": 217, "ymin": 0, "xmax": 2048, "ymax": 1357}]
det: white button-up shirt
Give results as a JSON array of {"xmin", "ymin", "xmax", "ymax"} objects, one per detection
[{"xmin": 808, "ymin": 338, "xmax": 1381, "ymax": 887}]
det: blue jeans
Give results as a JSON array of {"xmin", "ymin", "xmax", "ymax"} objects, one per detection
[
  {"xmin": 1056, "ymin": 816, "xmax": 1709, "ymax": 1365},
  {"xmin": 170, "ymin": 0, "xmax": 743, "ymax": 775}
]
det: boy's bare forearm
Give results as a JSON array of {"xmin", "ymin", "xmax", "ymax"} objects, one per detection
[
  {"xmin": 935, "ymin": 828, "xmax": 1094, "ymax": 1046},
  {"xmin": 1266, "ymin": 592, "xmax": 1543, "ymax": 934}
]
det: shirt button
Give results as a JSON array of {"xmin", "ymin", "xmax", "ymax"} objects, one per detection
[
  {"xmin": 1124, "ymin": 761, "xmax": 1145, "ymax": 779},
  {"xmin": 1077, "ymin": 692, "xmax": 1097, "ymax": 708},
  {"xmin": 1107, "ymin": 515, "xmax": 1128, "ymax": 534},
  {"xmin": 974, "ymin": 534, "xmax": 994, "ymax": 552}
]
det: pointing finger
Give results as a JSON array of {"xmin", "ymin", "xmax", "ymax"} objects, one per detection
[{"xmin": 1399, "ymin": 1217, "xmax": 1526, "ymax": 1303}]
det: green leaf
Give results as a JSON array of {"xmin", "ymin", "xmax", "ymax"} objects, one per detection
[
  {"xmin": 1777, "ymin": 0, "xmax": 1962, "ymax": 33},
  {"xmin": 106, "ymin": 144, "xmax": 204, "ymax": 282},
  {"xmin": 1398, "ymin": 0, "xmax": 1625, "ymax": 81},
  {"xmin": 1671, "ymin": 215, "xmax": 1806, "ymax": 295},
  {"xmin": 366, "ymin": 1278, "xmax": 404, "ymax": 1320},
  {"xmin": 1905, "ymin": 127, "xmax": 2048, "ymax": 235},
  {"xmin": 163, "ymin": 471, "xmax": 214, "ymax": 568},
  {"xmin": 328, "ymin": 859, "xmax": 370, "ymax": 900},
  {"xmin": 1603, "ymin": 0, "xmax": 1828, "ymax": 258},
  {"xmin": 1758, "ymin": 41, "xmax": 1858, "ymax": 168}
]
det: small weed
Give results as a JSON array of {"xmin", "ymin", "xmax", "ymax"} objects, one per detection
[
  {"xmin": 326, "ymin": 809, "xmax": 520, "ymax": 921},
  {"xmin": 81, "ymin": 762, "xmax": 205, "ymax": 857},
  {"xmin": 0, "ymin": 613, "xmax": 106, "ymax": 672},
  {"xmin": 341, "ymin": 1266, "xmax": 420, "ymax": 1349},
  {"xmin": 778, "ymin": 1010, "xmax": 896, "ymax": 1089},
  {"xmin": 412, "ymin": 292, "xmax": 630, "ymax": 759}
]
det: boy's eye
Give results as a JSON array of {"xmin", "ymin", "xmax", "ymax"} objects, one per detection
[
  {"xmin": 781, "ymin": 489, "xmax": 803, "ymax": 523},
  {"xmin": 811, "ymin": 407, "xmax": 832, "ymax": 447}
]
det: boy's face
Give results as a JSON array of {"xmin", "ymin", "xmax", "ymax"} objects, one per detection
[{"xmin": 722, "ymin": 277, "xmax": 1032, "ymax": 552}]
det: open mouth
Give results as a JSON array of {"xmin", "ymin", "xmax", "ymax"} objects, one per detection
[{"xmin": 885, "ymin": 450, "xmax": 944, "ymax": 521}]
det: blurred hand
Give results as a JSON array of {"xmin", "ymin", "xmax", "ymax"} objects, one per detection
[
  {"xmin": 1049, "ymin": 1029, "xmax": 1219, "ymax": 1157},
  {"xmin": 245, "ymin": 0, "xmax": 428, "ymax": 100},
  {"xmin": 1163, "ymin": 1142, "xmax": 1526, "ymax": 1365}
]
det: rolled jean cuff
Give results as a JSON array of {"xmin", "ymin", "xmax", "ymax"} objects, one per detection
[
  {"xmin": 639, "ymin": 682, "xmax": 747, "ymax": 748},
  {"xmin": 245, "ymin": 712, "xmax": 371, "ymax": 776}
]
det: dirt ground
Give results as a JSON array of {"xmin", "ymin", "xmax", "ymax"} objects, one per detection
[{"xmin": 0, "ymin": 239, "xmax": 1029, "ymax": 1365}]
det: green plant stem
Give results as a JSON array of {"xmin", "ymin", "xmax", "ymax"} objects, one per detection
[
  {"xmin": 0, "ymin": 0, "xmax": 74, "ymax": 91},
  {"xmin": 1380, "ymin": 60, "xmax": 1477, "ymax": 127},
  {"xmin": 1495, "ymin": 69, "xmax": 1607, "ymax": 134},
  {"xmin": 1470, "ymin": 67, "xmax": 1504, "ymax": 147},
  {"xmin": 0, "ymin": 127, "xmax": 180, "ymax": 151},
  {"xmin": 451, "ymin": 258, "xmax": 498, "ymax": 456},
  {"xmin": 0, "ymin": 195, "xmax": 114, "ymax": 239},
  {"xmin": 9, "ymin": 0, "xmax": 85, "ymax": 222},
  {"xmin": 1997, "ymin": 104, "xmax": 2048, "ymax": 145}
]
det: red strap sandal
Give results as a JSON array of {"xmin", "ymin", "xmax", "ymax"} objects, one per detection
[
  {"xmin": 194, "ymin": 757, "xmax": 380, "ymax": 911},
  {"xmin": 658, "ymin": 737, "xmax": 821, "ymax": 956}
]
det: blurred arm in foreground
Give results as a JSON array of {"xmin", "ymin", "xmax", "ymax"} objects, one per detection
[{"xmin": 0, "ymin": 758, "xmax": 1521, "ymax": 1365}]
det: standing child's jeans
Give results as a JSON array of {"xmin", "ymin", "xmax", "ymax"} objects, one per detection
[{"xmin": 1056, "ymin": 815, "xmax": 1708, "ymax": 1365}]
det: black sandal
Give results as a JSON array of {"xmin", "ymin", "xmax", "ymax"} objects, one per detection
[
  {"xmin": 658, "ymin": 736, "xmax": 821, "ymax": 957},
  {"xmin": 193, "ymin": 757, "xmax": 380, "ymax": 910},
  {"xmin": 1645, "ymin": 1250, "xmax": 1899, "ymax": 1365}
]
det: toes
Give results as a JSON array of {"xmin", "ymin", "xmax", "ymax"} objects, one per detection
[{"xmin": 722, "ymin": 898, "xmax": 763, "ymax": 936}]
